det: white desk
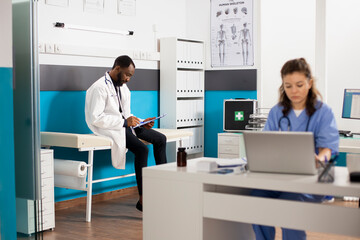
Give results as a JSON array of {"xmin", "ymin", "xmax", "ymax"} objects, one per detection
[
  {"xmin": 340, "ymin": 136, "xmax": 360, "ymax": 153},
  {"xmin": 41, "ymin": 128, "xmax": 192, "ymax": 222},
  {"xmin": 143, "ymin": 158, "xmax": 360, "ymax": 240}
]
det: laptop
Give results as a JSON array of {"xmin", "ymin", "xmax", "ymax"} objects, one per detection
[{"xmin": 243, "ymin": 131, "xmax": 317, "ymax": 175}]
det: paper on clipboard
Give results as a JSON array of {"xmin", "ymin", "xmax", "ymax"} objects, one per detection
[{"xmin": 133, "ymin": 113, "xmax": 167, "ymax": 128}]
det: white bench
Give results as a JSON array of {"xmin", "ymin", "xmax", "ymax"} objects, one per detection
[{"xmin": 41, "ymin": 129, "xmax": 192, "ymax": 222}]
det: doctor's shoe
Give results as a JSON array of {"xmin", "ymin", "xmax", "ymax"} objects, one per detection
[{"xmin": 136, "ymin": 201, "xmax": 143, "ymax": 212}]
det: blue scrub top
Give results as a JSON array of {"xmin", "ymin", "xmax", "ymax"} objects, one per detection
[{"xmin": 264, "ymin": 100, "xmax": 339, "ymax": 155}]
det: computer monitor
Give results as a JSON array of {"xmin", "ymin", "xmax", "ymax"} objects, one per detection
[{"xmin": 342, "ymin": 89, "xmax": 360, "ymax": 119}]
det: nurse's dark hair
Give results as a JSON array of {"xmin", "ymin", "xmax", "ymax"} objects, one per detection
[
  {"xmin": 112, "ymin": 55, "xmax": 135, "ymax": 69},
  {"xmin": 279, "ymin": 58, "xmax": 322, "ymax": 117}
]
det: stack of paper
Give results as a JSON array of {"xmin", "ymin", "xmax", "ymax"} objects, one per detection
[
  {"xmin": 196, "ymin": 157, "xmax": 247, "ymax": 173},
  {"xmin": 196, "ymin": 160, "xmax": 217, "ymax": 172},
  {"xmin": 216, "ymin": 158, "xmax": 247, "ymax": 168}
]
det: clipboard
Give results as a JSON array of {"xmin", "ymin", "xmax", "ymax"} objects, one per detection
[{"xmin": 133, "ymin": 113, "xmax": 167, "ymax": 128}]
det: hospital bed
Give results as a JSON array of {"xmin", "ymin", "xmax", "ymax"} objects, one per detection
[{"xmin": 41, "ymin": 129, "xmax": 192, "ymax": 222}]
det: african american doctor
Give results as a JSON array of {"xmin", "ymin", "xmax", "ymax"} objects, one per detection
[{"xmin": 85, "ymin": 55, "xmax": 167, "ymax": 212}]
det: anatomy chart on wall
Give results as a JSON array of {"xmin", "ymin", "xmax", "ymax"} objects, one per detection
[
  {"xmin": 84, "ymin": 0, "xmax": 104, "ymax": 13},
  {"xmin": 211, "ymin": 0, "xmax": 253, "ymax": 67},
  {"xmin": 118, "ymin": 0, "xmax": 136, "ymax": 16}
]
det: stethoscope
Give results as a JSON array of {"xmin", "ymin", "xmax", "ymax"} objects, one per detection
[
  {"xmin": 104, "ymin": 73, "xmax": 112, "ymax": 85},
  {"xmin": 278, "ymin": 113, "xmax": 312, "ymax": 132},
  {"xmin": 104, "ymin": 72, "xmax": 124, "ymax": 114}
]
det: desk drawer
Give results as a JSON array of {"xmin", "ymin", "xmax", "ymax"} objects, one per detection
[
  {"xmin": 218, "ymin": 133, "xmax": 246, "ymax": 158},
  {"xmin": 218, "ymin": 144, "xmax": 240, "ymax": 155},
  {"xmin": 39, "ymin": 201, "xmax": 54, "ymax": 216},
  {"xmin": 41, "ymin": 177, "xmax": 53, "ymax": 189},
  {"xmin": 41, "ymin": 184, "xmax": 54, "ymax": 203},
  {"xmin": 203, "ymin": 191, "xmax": 360, "ymax": 237},
  {"xmin": 41, "ymin": 163, "xmax": 53, "ymax": 179},
  {"xmin": 41, "ymin": 151, "xmax": 53, "ymax": 163},
  {"xmin": 41, "ymin": 150, "xmax": 53, "ymax": 179},
  {"xmin": 37, "ymin": 213, "xmax": 55, "ymax": 231},
  {"xmin": 218, "ymin": 153, "xmax": 240, "ymax": 159},
  {"xmin": 218, "ymin": 135, "xmax": 240, "ymax": 146}
]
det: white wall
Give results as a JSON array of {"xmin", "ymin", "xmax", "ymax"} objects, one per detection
[
  {"xmin": 0, "ymin": 0, "xmax": 12, "ymax": 67},
  {"xmin": 185, "ymin": 0, "xmax": 209, "ymax": 46},
  {"xmin": 326, "ymin": 0, "xmax": 360, "ymax": 132},
  {"xmin": 38, "ymin": 0, "xmax": 261, "ymax": 70},
  {"xmin": 37, "ymin": 0, "xmax": 187, "ymax": 69},
  {"xmin": 185, "ymin": 0, "xmax": 261, "ymax": 71},
  {"xmin": 259, "ymin": 0, "xmax": 316, "ymax": 109}
]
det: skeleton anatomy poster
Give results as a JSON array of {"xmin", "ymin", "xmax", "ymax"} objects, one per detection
[{"xmin": 211, "ymin": 0, "xmax": 253, "ymax": 67}]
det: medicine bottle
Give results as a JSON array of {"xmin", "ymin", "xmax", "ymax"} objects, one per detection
[{"xmin": 177, "ymin": 147, "xmax": 187, "ymax": 167}]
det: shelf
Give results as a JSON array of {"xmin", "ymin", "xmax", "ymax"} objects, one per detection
[{"xmin": 160, "ymin": 37, "xmax": 205, "ymax": 156}]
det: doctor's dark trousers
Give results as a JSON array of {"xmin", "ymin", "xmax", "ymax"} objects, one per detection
[{"xmin": 125, "ymin": 127, "xmax": 167, "ymax": 195}]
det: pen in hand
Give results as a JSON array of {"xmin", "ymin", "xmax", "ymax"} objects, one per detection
[{"xmin": 127, "ymin": 116, "xmax": 140, "ymax": 127}]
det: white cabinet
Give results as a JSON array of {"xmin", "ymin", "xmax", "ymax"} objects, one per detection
[
  {"xmin": 39, "ymin": 149, "xmax": 55, "ymax": 231},
  {"xmin": 160, "ymin": 38, "xmax": 204, "ymax": 156},
  {"xmin": 16, "ymin": 149, "xmax": 55, "ymax": 235},
  {"xmin": 218, "ymin": 133, "xmax": 246, "ymax": 159}
]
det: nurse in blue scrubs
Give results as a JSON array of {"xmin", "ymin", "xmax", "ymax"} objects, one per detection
[{"xmin": 252, "ymin": 58, "xmax": 339, "ymax": 240}]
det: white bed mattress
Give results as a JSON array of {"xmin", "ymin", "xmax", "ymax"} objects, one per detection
[{"xmin": 41, "ymin": 132, "xmax": 112, "ymax": 148}]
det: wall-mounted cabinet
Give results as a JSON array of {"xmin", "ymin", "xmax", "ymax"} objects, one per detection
[{"xmin": 160, "ymin": 38, "xmax": 204, "ymax": 155}]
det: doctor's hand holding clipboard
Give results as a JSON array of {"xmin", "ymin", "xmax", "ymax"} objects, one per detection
[
  {"xmin": 141, "ymin": 117, "xmax": 156, "ymax": 129},
  {"xmin": 131, "ymin": 113, "xmax": 167, "ymax": 129}
]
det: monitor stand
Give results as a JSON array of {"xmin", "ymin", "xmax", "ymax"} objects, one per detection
[{"xmin": 339, "ymin": 130, "xmax": 353, "ymax": 137}]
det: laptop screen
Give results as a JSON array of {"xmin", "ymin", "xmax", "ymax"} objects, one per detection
[{"xmin": 243, "ymin": 131, "xmax": 317, "ymax": 175}]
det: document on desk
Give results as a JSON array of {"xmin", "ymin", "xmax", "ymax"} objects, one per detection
[
  {"xmin": 216, "ymin": 157, "xmax": 247, "ymax": 168},
  {"xmin": 133, "ymin": 113, "xmax": 167, "ymax": 128}
]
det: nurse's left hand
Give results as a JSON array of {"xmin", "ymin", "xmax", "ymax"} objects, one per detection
[
  {"xmin": 315, "ymin": 148, "xmax": 331, "ymax": 168},
  {"xmin": 315, "ymin": 154, "xmax": 324, "ymax": 168},
  {"xmin": 143, "ymin": 117, "xmax": 155, "ymax": 129},
  {"xmin": 315, "ymin": 154, "xmax": 325, "ymax": 162}
]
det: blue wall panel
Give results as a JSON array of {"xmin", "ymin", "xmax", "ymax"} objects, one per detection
[
  {"xmin": 0, "ymin": 67, "xmax": 16, "ymax": 240},
  {"xmin": 40, "ymin": 91, "xmax": 90, "ymax": 134},
  {"xmin": 336, "ymin": 152, "xmax": 346, "ymax": 167},
  {"xmin": 40, "ymin": 90, "xmax": 159, "ymax": 202},
  {"xmin": 204, "ymin": 90, "xmax": 257, "ymax": 157}
]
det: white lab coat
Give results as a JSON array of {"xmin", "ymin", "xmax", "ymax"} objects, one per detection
[{"xmin": 85, "ymin": 72, "xmax": 132, "ymax": 169}]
